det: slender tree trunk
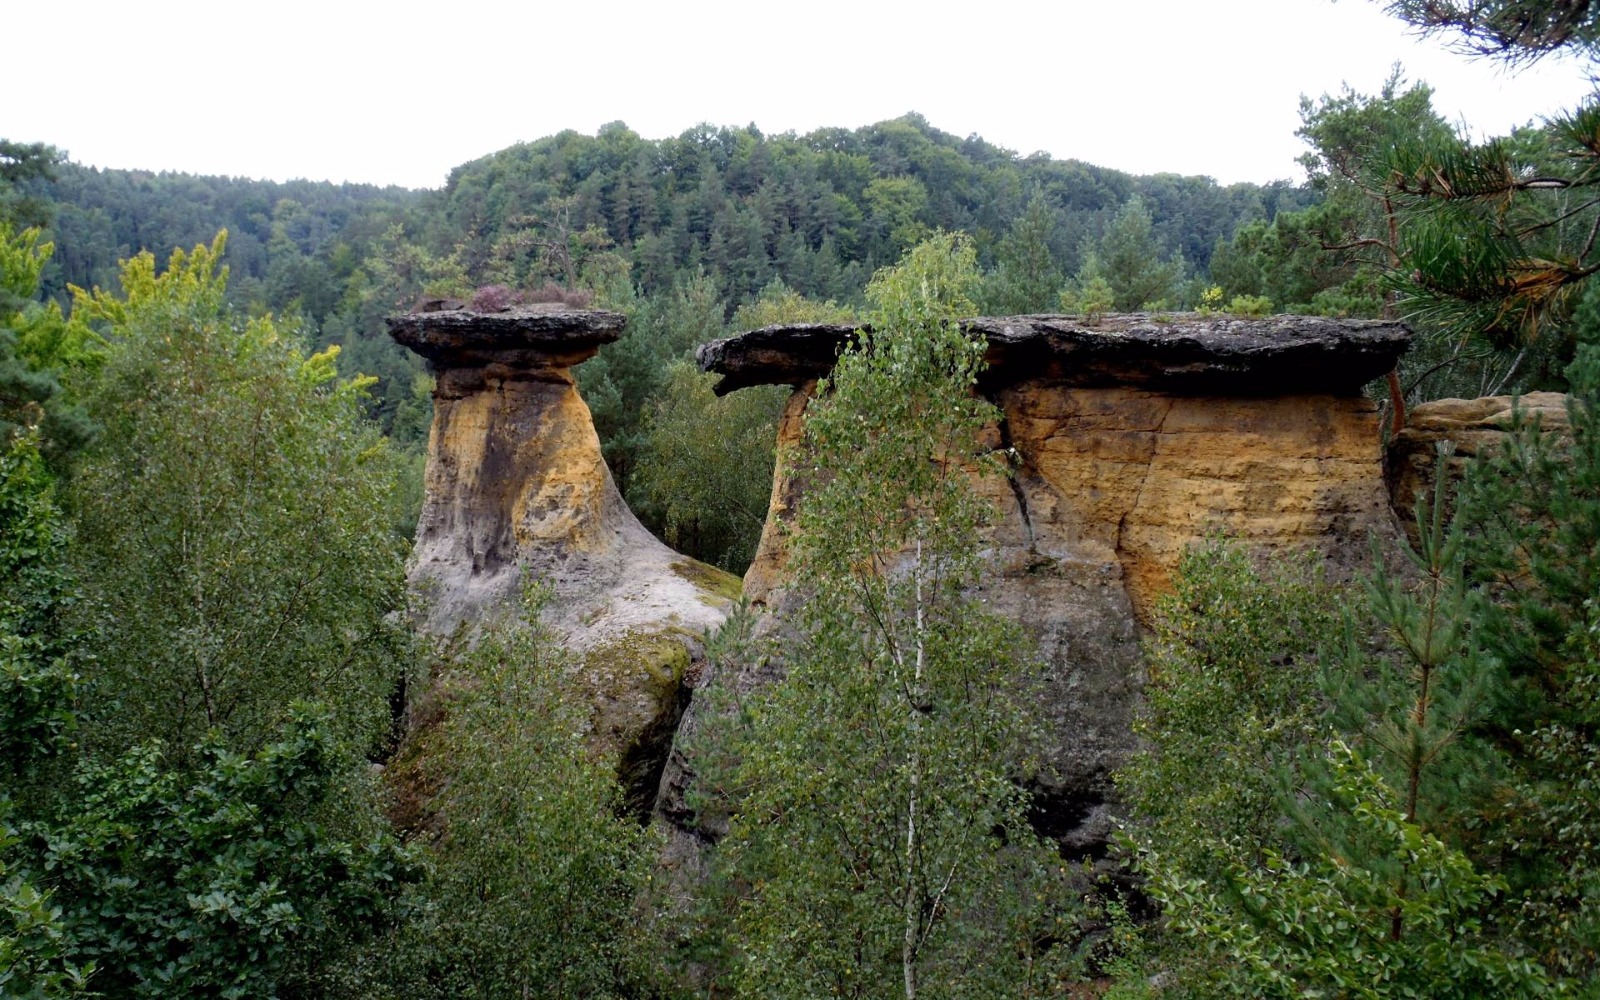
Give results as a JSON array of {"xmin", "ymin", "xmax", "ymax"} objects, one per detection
[
  {"xmin": 902, "ymin": 537, "xmax": 924, "ymax": 1000},
  {"xmin": 1384, "ymin": 197, "xmax": 1407, "ymax": 436}
]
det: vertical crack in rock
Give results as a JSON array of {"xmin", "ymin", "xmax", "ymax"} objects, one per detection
[
  {"xmin": 1112, "ymin": 396, "xmax": 1174, "ymax": 623},
  {"xmin": 996, "ymin": 414, "xmax": 1038, "ymax": 558}
]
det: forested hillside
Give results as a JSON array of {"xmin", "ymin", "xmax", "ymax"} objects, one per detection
[{"xmin": 27, "ymin": 113, "xmax": 1312, "ymax": 330}]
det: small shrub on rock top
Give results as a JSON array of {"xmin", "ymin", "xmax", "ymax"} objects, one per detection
[
  {"xmin": 522, "ymin": 281, "xmax": 594, "ymax": 308},
  {"xmin": 468, "ymin": 284, "xmax": 521, "ymax": 312}
]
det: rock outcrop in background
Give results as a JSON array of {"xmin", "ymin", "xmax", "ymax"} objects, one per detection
[
  {"xmin": 388, "ymin": 304, "xmax": 737, "ymax": 814},
  {"xmin": 1387, "ymin": 391, "xmax": 1573, "ymax": 534},
  {"xmin": 685, "ymin": 313, "xmax": 1412, "ymax": 853}
]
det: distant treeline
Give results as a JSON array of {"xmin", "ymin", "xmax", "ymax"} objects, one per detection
[{"xmin": 30, "ymin": 114, "xmax": 1311, "ymax": 311}]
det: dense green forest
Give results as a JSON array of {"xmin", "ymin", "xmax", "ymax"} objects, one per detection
[{"xmin": 5, "ymin": 0, "xmax": 1600, "ymax": 993}]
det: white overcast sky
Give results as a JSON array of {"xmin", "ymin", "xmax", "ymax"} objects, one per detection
[{"xmin": 8, "ymin": 0, "xmax": 1597, "ymax": 190}]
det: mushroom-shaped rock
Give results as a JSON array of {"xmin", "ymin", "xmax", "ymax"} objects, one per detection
[
  {"xmin": 675, "ymin": 312, "xmax": 1411, "ymax": 855},
  {"xmin": 699, "ymin": 312, "xmax": 1410, "ymax": 614},
  {"xmin": 388, "ymin": 305, "xmax": 736, "ymax": 816}
]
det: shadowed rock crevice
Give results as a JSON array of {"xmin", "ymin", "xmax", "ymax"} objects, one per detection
[{"xmin": 995, "ymin": 415, "xmax": 1039, "ymax": 559}]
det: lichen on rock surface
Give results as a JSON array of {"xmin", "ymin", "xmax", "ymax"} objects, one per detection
[{"xmin": 388, "ymin": 304, "xmax": 735, "ymax": 812}]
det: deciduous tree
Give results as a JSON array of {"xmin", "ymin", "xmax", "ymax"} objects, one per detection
[
  {"xmin": 66, "ymin": 234, "xmax": 409, "ymax": 756},
  {"xmin": 712, "ymin": 235, "xmax": 1071, "ymax": 999}
]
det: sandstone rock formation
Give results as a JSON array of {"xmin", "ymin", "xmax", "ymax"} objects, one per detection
[
  {"xmin": 388, "ymin": 304, "xmax": 737, "ymax": 813},
  {"xmin": 1387, "ymin": 391, "xmax": 1572, "ymax": 527},
  {"xmin": 680, "ymin": 313, "xmax": 1411, "ymax": 852}
]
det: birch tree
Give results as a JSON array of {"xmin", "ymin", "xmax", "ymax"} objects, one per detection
[{"xmin": 715, "ymin": 234, "xmax": 1071, "ymax": 999}]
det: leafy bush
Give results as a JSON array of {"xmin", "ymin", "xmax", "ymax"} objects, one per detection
[
  {"xmin": 66, "ymin": 234, "xmax": 409, "ymax": 757},
  {"xmin": 11, "ymin": 706, "xmax": 413, "ymax": 1000},
  {"xmin": 356, "ymin": 585, "xmax": 653, "ymax": 999}
]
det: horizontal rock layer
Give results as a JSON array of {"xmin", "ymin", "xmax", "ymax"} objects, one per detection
[
  {"xmin": 388, "ymin": 304, "xmax": 626, "ymax": 371},
  {"xmin": 697, "ymin": 313, "xmax": 1410, "ymax": 396}
]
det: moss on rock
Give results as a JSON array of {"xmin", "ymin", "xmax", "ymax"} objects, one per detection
[
  {"xmin": 582, "ymin": 630, "xmax": 697, "ymax": 819},
  {"xmin": 670, "ymin": 559, "xmax": 743, "ymax": 605}
]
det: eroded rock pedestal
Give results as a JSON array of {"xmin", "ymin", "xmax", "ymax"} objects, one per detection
[
  {"xmin": 389, "ymin": 304, "xmax": 736, "ymax": 813},
  {"xmin": 685, "ymin": 313, "xmax": 1411, "ymax": 852}
]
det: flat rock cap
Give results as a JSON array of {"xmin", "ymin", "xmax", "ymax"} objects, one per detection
[
  {"xmin": 696, "ymin": 313, "xmax": 1410, "ymax": 395},
  {"xmin": 387, "ymin": 304, "xmax": 627, "ymax": 370}
]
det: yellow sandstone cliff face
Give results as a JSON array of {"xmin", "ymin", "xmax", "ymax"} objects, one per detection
[
  {"xmin": 1000, "ymin": 385, "xmax": 1392, "ymax": 621},
  {"xmin": 417, "ymin": 367, "xmax": 625, "ymax": 617}
]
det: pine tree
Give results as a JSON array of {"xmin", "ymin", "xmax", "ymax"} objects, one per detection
[
  {"xmin": 979, "ymin": 195, "xmax": 1062, "ymax": 315},
  {"xmin": 1092, "ymin": 195, "xmax": 1185, "ymax": 311}
]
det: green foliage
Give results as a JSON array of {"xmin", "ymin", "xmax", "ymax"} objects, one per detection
[
  {"xmin": 978, "ymin": 195, "xmax": 1063, "ymax": 314},
  {"xmin": 13, "ymin": 705, "xmax": 413, "ymax": 1000},
  {"xmin": 0, "ymin": 141, "xmax": 62, "ymax": 231},
  {"xmin": 1383, "ymin": 105, "xmax": 1600, "ymax": 356},
  {"xmin": 632, "ymin": 361, "xmax": 786, "ymax": 572},
  {"xmin": 1224, "ymin": 294, "xmax": 1272, "ymax": 316},
  {"xmin": 1119, "ymin": 349, "xmax": 1600, "ymax": 993},
  {"xmin": 728, "ymin": 276, "xmax": 856, "ymax": 330},
  {"xmin": 1149, "ymin": 742, "xmax": 1551, "ymax": 999},
  {"xmin": 1088, "ymin": 195, "xmax": 1187, "ymax": 311},
  {"xmin": 0, "ymin": 224, "xmax": 94, "ymax": 463},
  {"xmin": 1119, "ymin": 543, "xmax": 1342, "ymax": 887},
  {"xmin": 631, "ymin": 280, "xmax": 853, "ymax": 571},
  {"xmin": 0, "ymin": 233, "xmax": 425, "ymax": 999},
  {"xmin": 1329, "ymin": 454, "xmax": 1500, "ymax": 841},
  {"xmin": 1285, "ymin": 68, "xmax": 1572, "ymax": 400},
  {"xmin": 582, "ymin": 270, "xmax": 729, "ymax": 494},
  {"xmin": 2, "ymin": 420, "xmax": 413, "ymax": 999},
  {"xmin": 1060, "ymin": 262, "xmax": 1116, "ymax": 322},
  {"xmin": 1381, "ymin": 0, "xmax": 1600, "ymax": 62},
  {"xmin": 1, "ymin": 846, "xmax": 91, "ymax": 1000},
  {"xmin": 365, "ymin": 584, "xmax": 652, "ymax": 999},
  {"xmin": 0, "ymin": 431, "xmax": 73, "ymax": 659},
  {"xmin": 1453, "ymin": 345, "xmax": 1600, "ymax": 979},
  {"xmin": 66, "ymin": 234, "xmax": 409, "ymax": 756},
  {"xmin": 0, "ymin": 431, "xmax": 88, "ymax": 1000},
  {"xmin": 712, "ymin": 235, "xmax": 1071, "ymax": 998},
  {"xmin": 1194, "ymin": 288, "xmax": 1274, "ymax": 318},
  {"xmin": 1207, "ymin": 208, "xmax": 1383, "ymax": 320},
  {"xmin": 1117, "ymin": 536, "xmax": 1552, "ymax": 997},
  {"xmin": 1292, "ymin": 69, "xmax": 1447, "ymax": 323}
]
